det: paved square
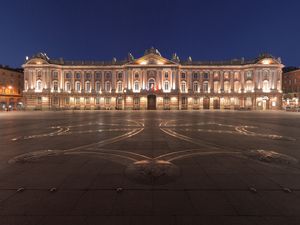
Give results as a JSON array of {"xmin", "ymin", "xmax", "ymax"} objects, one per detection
[{"xmin": 0, "ymin": 111, "xmax": 300, "ymax": 225}]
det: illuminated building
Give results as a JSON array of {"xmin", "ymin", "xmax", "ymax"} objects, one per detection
[
  {"xmin": 23, "ymin": 48, "xmax": 283, "ymax": 110},
  {"xmin": 0, "ymin": 65, "xmax": 24, "ymax": 110},
  {"xmin": 282, "ymin": 68, "xmax": 300, "ymax": 109}
]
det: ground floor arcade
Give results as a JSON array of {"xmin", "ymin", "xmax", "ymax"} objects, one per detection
[{"xmin": 23, "ymin": 92, "xmax": 282, "ymax": 110}]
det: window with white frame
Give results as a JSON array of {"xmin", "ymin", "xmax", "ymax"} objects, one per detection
[
  {"xmin": 164, "ymin": 81, "xmax": 169, "ymax": 92},
  {"xmin": 65, "ymin": 82, "xmax": 71, "ymax": 92},
  {"xmin": 214, "ymin": 81, "xmax": 219, "ymax": 93},
  {"xmin": 117, "ymin": 81, "xmax": 122, "ymax": 93},
  {"xmin": 263, "ymin": 80, "xmax": 269, "ymax": 92},
  {"xmin": 245, "ymin": 80, "xmax": 253, "ymax": 92},
  {"xmin": 105, "ymin": 81, "xmax": 111, "ymax": 92},
  {"xmin": 53, "ymin": 81, "xmax": 58, "ymax": 91},
  {"xmin": 193, "ymin": 82, "xmax": 199, "ymax": 92},
  {"xmin": 36, "ymin": 80, "xmax": 42, "ymax": 91},
  {"xmin": 85, "ymin": 81, "xmax": 91, "ymax": 92},
  {"xmin": 234, "ymin": 81, "xmax": 240, "ymax": 93},
  {"xmin": 134, "ymin": 81, "xmax": 139, "ymax": 92},
  {"xmin": 148, "ymin": 79, "xmax": 155, "ymax": 90},
  {"xmin": 95, "ymin": 82, "xmax": 101, "ymax": 92},
  {"xmin": 181, "ymin": 81, "xmax": 186, "ymax": 93},
  {"xmin": 75, "ymin": 81, "xmax": 81, "ymax": 92},
  {"xmin": 203, "ymin": 81, "xmax": 208, "ymax": 93},
  {"xmin": 224, "ymin": 81, "xmax": 230, "ymax": 93}
]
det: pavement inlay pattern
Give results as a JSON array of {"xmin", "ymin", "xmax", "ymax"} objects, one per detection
[{"xmin": 0, "ymin": 111, "xmax": 300, "ymax": 225}]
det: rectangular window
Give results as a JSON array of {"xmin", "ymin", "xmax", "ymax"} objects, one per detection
[
  {"xmin": 118, "ymin": 72, "xmax": 123, "ymax": 80},
  {"xmin": 75, "ymin": 73, "xmax": 81, "ymax": 79},
  {"xmin": 85, "ymin": 97, "xmax": 90, "ymax": 104},
  {"xmin": 193, "ymin": 72, "xmax": 198, "ymax": 79},
  {"xmin": 95, "ymin": 97, "xmax": 100, "ymax": 104},
  {"xmin": 105, "ymin": 97, "xmax": 111, "ymax": 104},
  {"xmin": 181, "ymin": 72, "xmax": 186, "ymax": 79},
  {"xmin": 165, "ymin": 72, "xmax": 169, "ymax": 79},
  {"xmin": 203, "ymin": 72, "xmax": 209, "ymax": 79},
  {"xmin": 95, "ymin": 72, "xmax": 101, "ymax": 80},
  {"xmin": 75, "ymin": 97, "xmax": 80, "ymax": 104},
  {"xmin": 65, "ymin": 97, "xmax": 70, "ymax": 105}
]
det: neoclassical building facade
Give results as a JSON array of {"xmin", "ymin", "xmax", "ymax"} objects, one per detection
[{"xmin": 23, "ymin": 48, "xmax": 283, "ymax": 110}]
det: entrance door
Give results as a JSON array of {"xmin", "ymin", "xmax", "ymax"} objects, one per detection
[
  {"xmin": 203, "ymin": 97, "xmax": 210, "ymax": 109},
  {"xmin": 213, "ymin": 98, "xmax": 220, "ymax": 109},
  {"xmin": 147, "ymin": 95, "xmax": 156, "ymax": 110}
]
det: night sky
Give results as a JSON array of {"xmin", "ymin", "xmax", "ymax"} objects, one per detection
[{"xmin": 1, "ymin": 0, "xmax": 299, "ymax": 68}]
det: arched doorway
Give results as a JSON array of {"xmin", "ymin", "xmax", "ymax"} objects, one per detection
[
  {"xmin": 203, "ymin": 97, "xmax": 210, "ymax": 109},
  {"xmin": 213, "ymin": 98, "xmax": 220, "ymax": 109},
  {"xmin": 147, "ymin": 95, "xmax": 156, "ymax": 110}
]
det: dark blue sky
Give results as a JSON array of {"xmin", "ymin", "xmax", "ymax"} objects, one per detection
[{"xmin": 1, "ymin": 0, "xmax": 299, "ymax": 68}]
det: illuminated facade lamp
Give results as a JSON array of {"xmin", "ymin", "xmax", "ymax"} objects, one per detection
[
  {"xmin": 261, "ymin": 59, "xmax": 271, "ymax": 65},
  {"xmin": 140, "ymin": 61, "xmax": 147, "ymax": 65}
]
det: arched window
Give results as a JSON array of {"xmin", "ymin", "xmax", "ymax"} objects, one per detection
[
  {"xmin": 263, "ymin": 80, "xmax": 269, "ymax": 92},
  {"xmin": 224, "ymin": 81, "xmax": 230, "ymax": 93},
  {"xmin": 36, "ymin": 80, "xmax": 42, "ymax": 91},
  {"xmin": 65, "ymin": 82, "xmax": 71, "ymax": 92},
  {"xmin": 181, "ymin": 81, "xmax": 187, "ymax": 93},
  {"xmin": 95, "ymin": 81, "xmax": 101, "ymax": 92},
  {"xmin": 214, "ymin": 81, "xmax": 219, "ymax": 93},
  {"xmin": 245, "ymin": 80, "xmax": 253, "ymax": 92},
  {"xmin": 148, "ymin": 78, "xmax": 155, "ymax": 90},
  {"xmin": 105, "ymin": 81, "xmax": 111, "ymax": 92},
  {"xmin": 234, "ymin": 81, "xmax": 240, "ymax": 93},
  {"xmin": 164, "ymin": 81, "xmax": 169, "ymax": 92},
  {"xmin": 117, "ymin": 81, "xmax": 122, "ymax": 93},
  {"xmin": 85, "ymin": 81, "xmax": 91, "ymax": 92},
  {"xmin": 75, "ymin": 81, "xmax": 81, "ymax": 92},
  {"xmin": 203, "ymin": 81, "xmax": 209, "ymax": 93},
  {"xmin": 193, "ymin": 82, "xmax": 199, "ymax": 92},
  {"xmin": 134, "ymin": 81, "xmax": 139, "ymax": 92}
]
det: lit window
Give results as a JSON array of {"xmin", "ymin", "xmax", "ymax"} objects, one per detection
[
  {"xmin": 95, "ymin": 82, "xmax": 101, "ymax": 92},
  {"xmin": 117, "ymin": 81, "xmax": 122, "ymax": 93},
  {"xmin": 105, "ymin": 97, "xmax": 111, "ymax": 104},
  {"xmin": 193, "ymin": 82, "xmax": 199, "ymax": 92},
  {"xmin": 148, "ymin": 79, "xmax": 155, "ymax": 90},
  {"xmin": 134, "ymin": 81, "xmax": 139, "ymax": 92},
  {"xmin": 224, "ymin": 81, "xmax": 230, "ymax": 93},
  {"xmin": 85, "ymin": 82, "xmax": 91, "ymax": 92},
  {"xmin": 75, "ymin": 82, "xmax": 81, "ymax": 92},
  {"xmin": 263, "ymin": 80, "xmax": 269, "ymax": 92},
  {"xmin": 65, "ymin": 82, "xmax": 71, "ymax": 91},
  {"xmin": 181, "ymin": 82, "xmax": 186, "ymax": 93},
  {"xmin": 105, "ymin": 82, "xmax": 111, "ymax": 92},
  {"xmin": 203, "ymin": 81, "xmax": 208, "ymax": 93},
  {"xmin": 36, "ymin": 80, "xmax": 42, "ymax": 91},
  {"xmin": 53, "ymin": 81, "xmax": 58, "ymax": 91},
  {"xmin": 164, "ymin": 81, "xmax": 169, "ymax": 92},
  {"xmin": 214, "ymin": 81, "xmax": 219, "ymax": 93}
]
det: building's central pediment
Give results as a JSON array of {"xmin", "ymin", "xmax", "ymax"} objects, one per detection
[
  {"xmin": 126, "ymin": 48, "xmax": 178, "ymax": 66},
  {"xmin": 128, "ymin": 54, "xmax": 178, "ymax": 66}
]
